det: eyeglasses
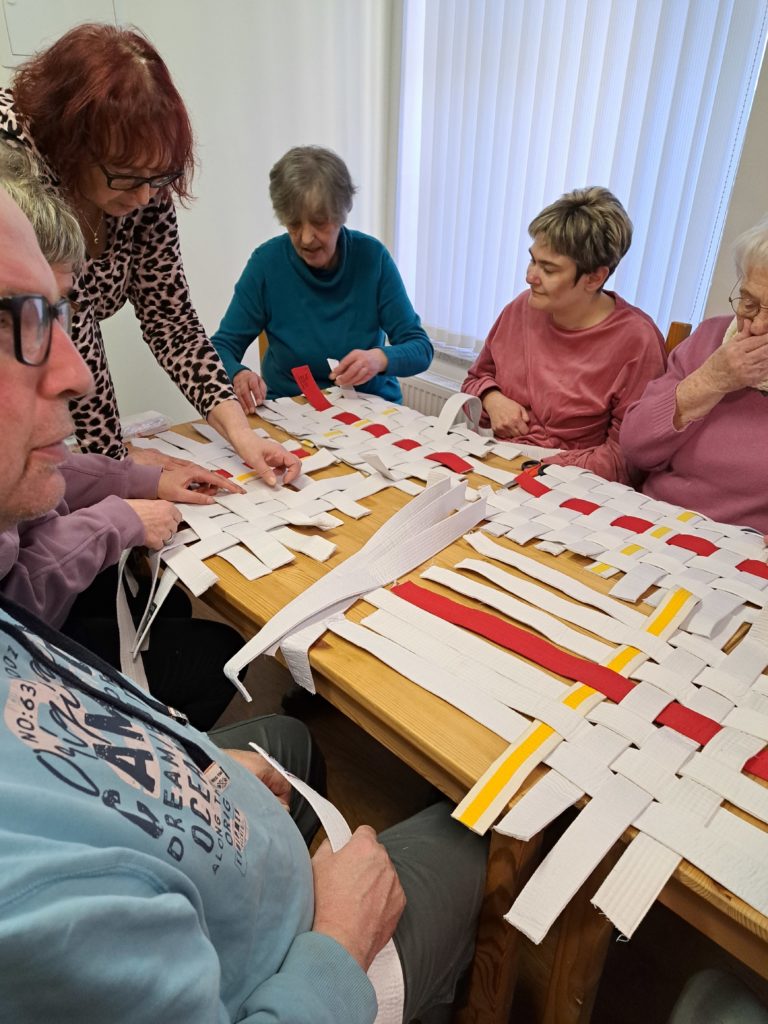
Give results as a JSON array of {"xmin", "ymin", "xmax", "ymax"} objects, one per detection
[
  {"xmin": 0, "ymin": 294, "xmax": 73, "ymax": 366},
  {"xmin": 728, "ymin": 282, "xmax": 768, "ymax": 320},
  {"xmin": 98, "ymin": 164, "xmax": 182, "ymax": 191}
]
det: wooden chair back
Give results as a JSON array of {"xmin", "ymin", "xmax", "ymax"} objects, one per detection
[
  {"xmin": 258, "ymin": 331, "xmax": 268, "ymax": 364},
  {"xmin": 665, "ymin": 321, "xmax": 692, "ymax": 354}
]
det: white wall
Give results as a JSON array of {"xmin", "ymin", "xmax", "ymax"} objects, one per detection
[{"xmin": 704, "ymin": 44, "xmax": 768, "ymax": 320}]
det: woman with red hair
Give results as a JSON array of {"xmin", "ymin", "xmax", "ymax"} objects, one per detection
[{"xmin": 0, "ymin": 22, "xmax": 299, "ymax": 484}]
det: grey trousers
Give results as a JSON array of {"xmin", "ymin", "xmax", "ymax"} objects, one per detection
[
  {"xmin": 668, "ymin": 969, "xmax": 768, "ymax": 1024},
  {"xmin": 211, "ymin": 715, "xmax": 488, "ymax": 1021}
]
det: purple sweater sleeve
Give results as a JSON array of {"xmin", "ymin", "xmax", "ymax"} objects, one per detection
[
  {"xmin": 62, "ymin": 453, "xmax": 161, "ymax": 509},
  {"xmin": 0, "ymin": 497, "xmax": 145, "ymax": 628},
  {"xmin": 620, "ymin": 318, "xmax": 730, "ymax": 472}
]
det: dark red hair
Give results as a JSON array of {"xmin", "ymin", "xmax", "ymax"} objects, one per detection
[{"xmin": 12, "ymin": 23, "xmax": 195, "ymax": 200}]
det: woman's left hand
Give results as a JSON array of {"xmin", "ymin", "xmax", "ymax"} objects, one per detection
[
  {"xmin": 330, "ymin": 348, "xmax": 388, "ymax": 387},
  {"xmin": 222, "ymin": 748, "xmax": 291, "ymax": 811},
  {"xmin": 235, "ymin": 434, "xmax": 302, "ymax": 486}
]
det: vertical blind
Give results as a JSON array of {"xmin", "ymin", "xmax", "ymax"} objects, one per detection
[{"xmin": 394, "ymin": 0, "xmax": 768, "ymax": 357}]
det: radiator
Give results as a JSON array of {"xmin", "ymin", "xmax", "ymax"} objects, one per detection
[{"xmin": 400, "ymin": 373, "xmax": 460, "ymax": 416}]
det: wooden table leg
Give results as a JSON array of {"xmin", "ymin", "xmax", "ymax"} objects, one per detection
[
  {"xmin": 454, "ymin": 831, "xmax": 544, "ymax": 1024},
  {"xmin": 540, "ymin": 844, "xmax": 622, "ymax": 1024}
]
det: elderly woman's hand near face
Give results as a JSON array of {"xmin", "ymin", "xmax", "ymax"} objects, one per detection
[
  {"xmin": 233, "ymin": 369, "xmax": 268, "ymax": 414},
  {"xmin": 674, "ymin": 324, "xmax": 768, "ymax": 429},
  {"xmin": 701, "ymin": 323, "xmax": 768, "ymax": 394},
  {"xmin": 330, "ymin": 348, "xmax": 388, "ymax": 388}
]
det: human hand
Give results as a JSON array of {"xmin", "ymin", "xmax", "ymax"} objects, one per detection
[
  {"xmin": 157, "ymin": 464, "xmax": 245, "ymax": 505},
  {"xmin": 330, "ymin": 348, "xmax": 388, "ymax": 388},
  {"xmin": 222, "ymin": 748, "xmax": 291, "ymax": 811},
  {"xmin": 311, "ymin": 825, "xmax": 405, "ymax": 970},
  {"xmin": 482, "ymin": 390, "xmax": 530, "ymax": 438},
  {"xmin": 234, "ymin": 434, "xmax": 302, "ymax": 486},
  {"xmin": 701, "ymin": 325, "xmax": 768, "ymax": 394},
  {"xmin": 125, "ymin": 498, "xmax": 182, "ymax": 549},
  {"xmin": 127, "ymin": 445, "xmax": 196, "ymax": 471},
  {"xmin": 233, "ymin": 369, "xmax": 268, "ymax": 414}
]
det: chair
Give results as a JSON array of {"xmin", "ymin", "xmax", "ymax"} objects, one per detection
[
  {"xmin": 665, "ymin": 321, "xmax": 692, "ymax": 354},
  {"xmin": 258, "ymin": 330, "xmax": 268, "ymax": 365}
]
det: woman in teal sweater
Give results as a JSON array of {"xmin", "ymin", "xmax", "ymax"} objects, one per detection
[{"xmin": 212, "ymin": 147, "xmax": 433, "ymax": 409}]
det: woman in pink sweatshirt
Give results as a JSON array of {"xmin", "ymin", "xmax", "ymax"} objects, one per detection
[
  {"xmin": 621, "ymin": 218, "xmax": 768, "ymax": 534},
  {"xmin": 462, "ymin": 187, "xmax": 666, "ymax": 483}
]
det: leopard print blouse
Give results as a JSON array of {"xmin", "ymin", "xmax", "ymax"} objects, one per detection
[{"xmin": 0, "ymin": 89, "xmax": 235, "ymax": 458}]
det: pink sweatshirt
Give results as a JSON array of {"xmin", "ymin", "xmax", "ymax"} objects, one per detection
[
  {"xmin": 462, "ymin": 291, "xmax": 666, "ymax": 483},
  {"xmin": 0, "ymin": 453, "xmax": 160, "ymax": 627},
  {"xmin": 621, "ymin": 316, "xmax": 768, "ymax": 533}
]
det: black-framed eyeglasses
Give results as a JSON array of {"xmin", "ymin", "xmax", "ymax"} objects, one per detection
[
  {"xmin": 0, "ymin": 295, "xmax": 73, "ymax": 366},
  {"xmin": 728, "ymin": 281, "xmax": 768, "ymax": 320},
  {"xmin": 98, "ymin": 164, "xmax": 182, "ymax": 191}
]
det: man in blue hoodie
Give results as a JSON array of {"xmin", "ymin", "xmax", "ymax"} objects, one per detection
[{"xmin": 0, "ymin": 187, "xmax": 486, "ymax": 1023}]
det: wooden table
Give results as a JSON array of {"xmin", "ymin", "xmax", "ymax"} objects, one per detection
[{"xmin": 173, "ymin": 420, "xmax": 768, "ymax": 1023}]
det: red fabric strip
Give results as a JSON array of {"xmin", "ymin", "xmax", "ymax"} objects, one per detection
[
  {"xmin": 655, "ymin": 703, "xmax": 721, "ymax": 745},
  {"xmin": 394, "ymin": 438, "xmax": 421, "ymax": 451},
  {"xmin": 517, "ymin": 469, "xmax": 551, "ymax": 497},
  {"xmin": 667, "ymin": 534, "xmax": 720, "ymax": 556},
  {"xmin": 737, "ymin": 559, "xmax": 768, "ymax": 581},
  {"xmin": 390, "ymin": 581, "xmax": 768, "ymax": 782},
  {"xmin": 610, "ymin": 515, "xmax": 654, "ymax": 534},
  {"xmin": 291, "ymin": 365, "xmax": 333, "ymax": 411},
  {"xmin": 290, "ymin": 448, "xmax": 310, "ymax": 459},
  {"xmin": 560, "ymin": 498, "xmax": 601, "ymax": 515},
  {"xmin": 333, "ymin": 411, "xmax": 360, "ymax": 425},
  {"xmin": 425, "ymin": 452, "xmax": 474, "ymax": 473},
  {"xmin": 363, "ymin": 423, "xmax": 390, "ymax": 437},
  {"xmin": 392, "ymin": 581, "xmax": 632, "ymax": 703},
  {"xmin": 213, "ymin": 469, "xmax": 233, "ymax": 479}
]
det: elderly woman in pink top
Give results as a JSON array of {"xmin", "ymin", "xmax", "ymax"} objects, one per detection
[
  {"xmin": 462, "ymin": 187, "xmax": 666, "ymax": 483},
  {"xmin": 621, "ymin": 218, "xmax": 768, "ymax": 535}
]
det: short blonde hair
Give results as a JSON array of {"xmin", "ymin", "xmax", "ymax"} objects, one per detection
[
  {"xmin": 269, "ymin": 146, "xmax": 356, "ymax": 226},
  {"xmin": 528, "ymin": 186, "xmax": 632, "ymax": 281},
  {"xmin": 0, "ymin": 142, "xmax": 85, "ymax": 270}
]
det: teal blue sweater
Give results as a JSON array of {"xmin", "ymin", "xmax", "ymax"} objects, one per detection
[
  {"xmin": 0, "ymin": 598, "xmax": 376, "ymax": 1023},
  {"xmin": 212, "ymin": 228, "xmax": 433, "ymax": 402}
]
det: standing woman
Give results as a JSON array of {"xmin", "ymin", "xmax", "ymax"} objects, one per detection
[{"xmin": 0, "ymin": 23, "xmax": 299, "ymax": 484}]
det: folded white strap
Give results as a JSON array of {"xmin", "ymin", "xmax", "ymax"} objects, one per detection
[
  {"xmin": 505, "ymin": 774, "xmax": 653, "ymax": 944},
  {"xmin": 116, "ymin": 550, "xmax": 150, "ymax": 691},
  {"xmin": 217, "ymin": 545, "xmax": 272, "ymax": 581},
  {"xmin": 162, "ymin": 544, "xmax": 219, "ymax": 597},
  {"xmin": 434, "ymin": 392, "xmax": 482, "ymax": 434},
  {"xmin": 271, "ymin": 527, "xmax": 336, "ymax": 563},
  {"xmin": 249, "ymin": 742, "xmax": 404, "ymax": 1024},
  {"xmin": 609, "ymin": 564, "xmax": 667, "ymax": 602}
]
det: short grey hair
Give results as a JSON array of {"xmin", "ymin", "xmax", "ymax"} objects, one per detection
[
  {"xmin": 269, "ymin": 146, "xmax": 356, "ymax": 226},
  {"xmin": 0, "ymin": 142, "xmax": 85, "ymax": 270},
  {"xmin": 732, "ymin": 216, "xmax": 768, "ymax": 278},
  {"xmin": 528, "ymin": 186, "xmax": 633, "ymax": 281}
]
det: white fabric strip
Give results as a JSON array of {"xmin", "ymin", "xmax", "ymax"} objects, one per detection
[
  {"xmin": 504, "ymin": 774, "xmax": 653, "ymax": 944},
  {"xmin": 421, "ymin": 566, "xmax": 614, "ymax": 663},
  {"xmin": 681, "ymin": 752, "xmax": 768, "ymax": 825},
  {"xmin": 634, "ymin": 801, "xmax": 768, "ymax": 917},
  {"xmin": 360, "ymin": 608, "xmax": 587, "ymax": 738},
  {"xmin": 328, "ymin": 618, "xmax": 527, "ymax": 742},
  {"xmin": 364, "ymin": 588, "xmax": 565, "ymax": 700},
  {"xmin": 271, "ymin": 527, "xmax": 336, "ymax": 563},
  {"xmin": 217, "ymin": 545, "xmax": 272, "ymax": 581},
  {"xmin": 590, "ymin": 777, "xmax": 724, "ymax": 938},
  {"xmin": 494, "ymin": 771, "xmax": 583, "ymax": 841},
  {"xmin": 161, "ymin": 545, "xmax": 220, "ymax": 598},
  {"xmin": 249, "ymin": 742, "xmax": 404, "ymax": 1024},
  {"xmin": 463, "ymin": 532, "xmax": 645, "ymax": 627}
]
